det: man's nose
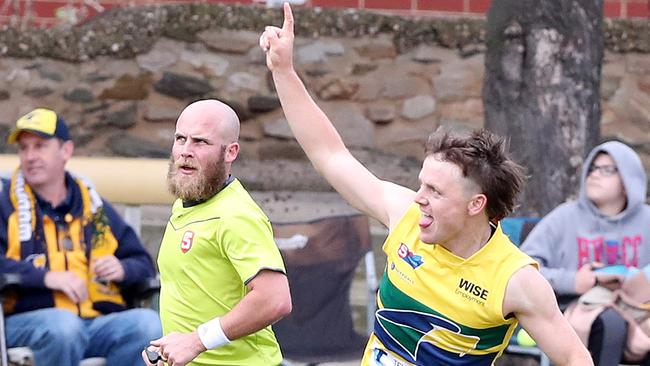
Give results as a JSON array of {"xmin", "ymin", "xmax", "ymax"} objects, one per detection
[
  {"xmin": 414, "ymin": 188, "xmax": 427, "ymax": 205},
  {"xmin": 179, "ymin": 143, "xmax": 194, "ymax": 158},
  {"xmin": 22, "ymin": 146, "xmax": 37, "ymax": 161}
]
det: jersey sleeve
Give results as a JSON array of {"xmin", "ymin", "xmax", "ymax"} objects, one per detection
[{"xmin": 218, "ymin": 213, "xmax": 286, "ymax": 285}]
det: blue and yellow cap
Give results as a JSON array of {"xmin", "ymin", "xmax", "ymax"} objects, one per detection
[{"xmin": 7, "ymin": 108, "xmax": 70, "ymax": 144}]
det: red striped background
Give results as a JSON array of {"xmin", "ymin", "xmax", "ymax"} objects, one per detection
[{"xmin": 1, "ymin": 0, "xmax": 648, "ymax": 28}]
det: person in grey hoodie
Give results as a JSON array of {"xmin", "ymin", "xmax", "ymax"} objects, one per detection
[{"xmin": 522, "ymin": 140, "xmax": 650, "ymax": 366}]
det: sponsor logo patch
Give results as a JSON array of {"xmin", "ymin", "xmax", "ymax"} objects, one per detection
[
  {"xmin": 26, "ymin": 253, "xmax": 46, "ymax": 268},
  {"xmin": 455, "ymin": 278, "xmax": 489, "ymax": 306},
  {"xmin": 372, "ymin": 348, "xmax": 409, "ymax": 366},
  {"xmin": 390, "ymin": 262, "xmax": 415, "ymax": 284},
  {"xmin": 397, "ymin": 243, "xmax": 423, "ymax": 269},
  {"xmin": 180, "ymin": 231, "xmax": 194, "ymax": 253}
]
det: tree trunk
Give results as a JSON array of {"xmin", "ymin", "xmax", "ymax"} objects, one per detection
[{"xmin": 483, "ymin": 0, "xmax": 603, "ymax": 217}]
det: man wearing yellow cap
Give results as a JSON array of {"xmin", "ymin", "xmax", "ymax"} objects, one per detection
[{"xmin": 0, "ymin": 108, "xmax": 162, "ymax": 365}]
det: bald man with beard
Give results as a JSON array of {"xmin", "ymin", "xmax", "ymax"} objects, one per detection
[{"xmin": 143, "ymin": 100, "xmax": 292, "ymax": 366}]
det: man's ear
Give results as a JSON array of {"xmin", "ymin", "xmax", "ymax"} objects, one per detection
[
  {"xmin": 61, "ymin": 140, "xmax": 74, "ymax": 160},
  {"xmin": 467, "ymin": 194, "xmax": 487, "ymax": 216},
  {"xmin": 224, "ymin": 142, "xmax": 240, "ymax": 163}
]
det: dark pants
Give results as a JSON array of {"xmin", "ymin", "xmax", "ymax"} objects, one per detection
[{"xmin": 587, "ymin": 308, "xmax": 650, "ymax": 366}]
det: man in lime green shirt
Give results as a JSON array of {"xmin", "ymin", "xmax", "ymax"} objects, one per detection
[{"xmin": 144, "ymin": 99, "xmax": 292, "ymax": 366}]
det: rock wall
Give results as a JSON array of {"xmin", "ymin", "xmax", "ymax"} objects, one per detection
[{"xmin": 0, "ymin": 3, "xmax": 648, "ymax": 197}]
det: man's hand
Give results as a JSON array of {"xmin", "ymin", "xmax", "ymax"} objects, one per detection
[
  {"xmin": 149, "ymin": 331, "xmax": 206, "ymax": 366},
  {"xmin": 93, "ymin": 255, "xmax": 125, "ymax": 282},
  {"xmin": 44, "ymin": 271, "xmax": 87, "ymax": 303},
  {"xmin": 260, "ymin": 2, "xmax": 294, "ymax": 73}
]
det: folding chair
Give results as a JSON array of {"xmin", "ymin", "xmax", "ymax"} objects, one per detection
[
  {"xmin": 500, "ymin": 217, "xmax": 540, "ymax": 247},
  {"xmin": 272, "ymin": 214, "xmax": 375, "ymax": 365},
  {"xmin": 0, "ymin": 274, "xmax": 159, "ymax": 366}
]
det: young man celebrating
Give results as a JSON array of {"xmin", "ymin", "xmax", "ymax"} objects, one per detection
[{"xmin": 259, "ymin": 4, "xmax": 592, "ymax": 365}]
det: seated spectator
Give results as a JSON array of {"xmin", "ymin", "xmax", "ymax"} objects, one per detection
[
  {"xmin": 0, "ymin": 108, "xmax": 162, "ymax": 365},
  {"xmin": 522, "ymin": 140, "xmax": 650, "ymax": 366}
]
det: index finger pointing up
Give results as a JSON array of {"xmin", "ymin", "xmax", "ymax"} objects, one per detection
[{"xmin": 282, "ymin": 2, "xmax": 294, "ymax": 34}]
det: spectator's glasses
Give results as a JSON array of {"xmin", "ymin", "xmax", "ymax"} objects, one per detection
[
  {"xmin": 57, "ymin": 223, "xmax": 74, "ymax": 251},
  {"xmin": 588, "ymin": 164, "xmax": 618, "ymax": 176}
]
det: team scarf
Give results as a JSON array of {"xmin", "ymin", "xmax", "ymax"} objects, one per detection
[{"xmin": 9, "ymin": 168, "xmax": 104, "ymax": 249}]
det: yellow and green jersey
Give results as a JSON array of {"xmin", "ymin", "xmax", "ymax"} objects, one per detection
[
  {"xmin": 158, "ymin": 178, "xmax": 286, "ymax": 366},
  {"xmin": 361, "ymin": 204, "xmax": 537, "ymax": 366}
]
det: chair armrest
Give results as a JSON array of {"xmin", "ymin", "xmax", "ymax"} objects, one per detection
[{"xmin": 0, "ymin": 273, "xmax": 22, "ymax": 294}]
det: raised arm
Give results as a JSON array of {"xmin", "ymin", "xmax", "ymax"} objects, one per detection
[
  {"xmin": 260, "ymin": 4, "xmax": 414, "ymax": 228},
  {"xmin": 504, "ymin": 265, "xmax": 593, "ymax": 366}
]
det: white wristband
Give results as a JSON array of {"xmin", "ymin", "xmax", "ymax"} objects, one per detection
[{"xmin": 197, "ymin": 317, "xmax": 231, "ymax": 350}]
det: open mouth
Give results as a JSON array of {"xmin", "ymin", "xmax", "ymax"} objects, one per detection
[
  {"xmin": 176, "ymin": 162, "xmax": 198, "ymax": 174},
  {"xmin": 419, "ymin": 212, "xmax": 434, "ymax": 229}
]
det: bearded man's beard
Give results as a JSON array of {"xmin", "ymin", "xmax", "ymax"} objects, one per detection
[{"xmin": 167, "ymin": 148, "xmax": 227, "ymax": 202}]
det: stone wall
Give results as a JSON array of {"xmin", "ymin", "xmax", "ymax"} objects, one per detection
[{"xmin": 0, "ymin": 3, "xmax": 648, "ymax": 197}]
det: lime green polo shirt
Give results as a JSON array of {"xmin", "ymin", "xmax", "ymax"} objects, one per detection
[{"xmin": 158, "ymin": 178, "xmax": 286, "ymax": 365}]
